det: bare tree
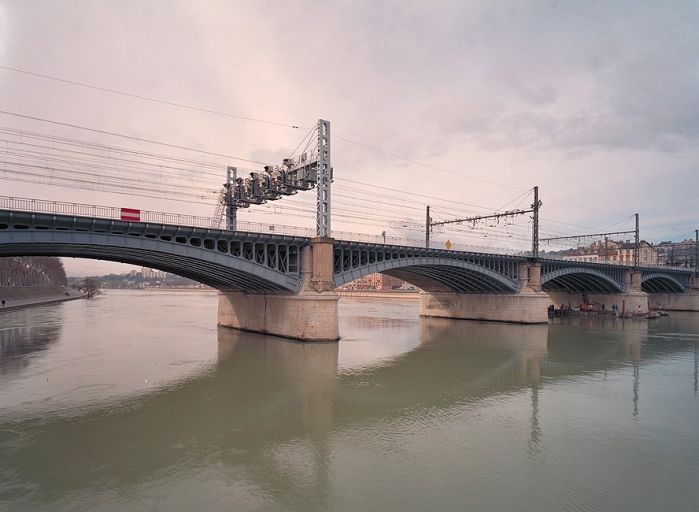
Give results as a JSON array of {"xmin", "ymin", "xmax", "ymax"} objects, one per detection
[{"xmin": 0, "ymin": 257, "xmax": 67, "ymax": 288}]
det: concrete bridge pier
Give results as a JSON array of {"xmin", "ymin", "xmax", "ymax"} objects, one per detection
[
  {"xmin": 419, "ymin": 262, "xmax": 550, "ymax": 324},
  {"xmin": 620, "ymin": 270, "xmax": 649, "ymax": 314},
  {"xmin": 218, "ymin": 237, "xmax": 340, "ymax": 342}
]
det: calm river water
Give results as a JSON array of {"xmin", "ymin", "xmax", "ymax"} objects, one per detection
[{"xmin": 1, "ymin": 289, "xmax": 698, "ymax": 511}]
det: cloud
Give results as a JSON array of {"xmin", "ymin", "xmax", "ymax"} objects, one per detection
[{"xmin": 1, "ymin": 0, "xmax": 699, "ymax": 279}]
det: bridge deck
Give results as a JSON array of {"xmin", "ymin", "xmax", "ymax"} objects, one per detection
[{"xmin": 0, "ymin": 207, "xmax": 694, "ymax": 294}]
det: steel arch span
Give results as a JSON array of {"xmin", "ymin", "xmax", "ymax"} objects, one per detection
[
  {"xmin": 641, "ymin": 273, "xmax": 686, "ymax": 293},
  {"xmin": 541, "ymin": 266, "xmax": 626, "ymax": 293},
  {"xmin": 0, "ymin": 210, "xmax": 308, "ymax": 292},
  {"xmin": 333, "ymin": 241, "xmax": 521, "ymax": 293}
]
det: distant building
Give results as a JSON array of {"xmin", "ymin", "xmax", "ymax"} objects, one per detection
[
  {"xmin": 562, "ymin": 254, "xmax": 600, "ymax": 263},
  {"xmin": 338, "ymin": 272, "xmax": 410, "ymax": 291},
  {"xmin": 141, "ymin": 267, "xmax": 168, "ymax": 279},
  {"xmin": 656, "ymin": 239, "xmax": 697, "ymax": 268},
  {"xmin": 605, "ymin": 241, "xmax": 657, "ymax": 265},
  {"xmin": 549, "ymin": 239, "xmax": 658, "ymax": 265}
]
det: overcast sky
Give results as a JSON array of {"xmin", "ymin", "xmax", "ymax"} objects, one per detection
[{"xmin": 1, "ymin": 0, "xmax": 698, "ymax": 276}]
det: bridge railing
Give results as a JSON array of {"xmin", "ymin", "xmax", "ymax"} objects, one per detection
[
  {"xmin": 0, "ymin": 195, "xmax": 316, "ymax": 237},
  {"xmin": 0, "ymin": 195, "xmax": 535, "ymax": 253},
  {"xmin": 0, "ymin": 195, "xmax": 695, "ymax": 271},
  {"xmin": 538, "ymin": 255, "xmax": 692, "ymax": 272},
  {"xmin": 0, "ymin": 196, "xmax": 220, "ymax": 228}
]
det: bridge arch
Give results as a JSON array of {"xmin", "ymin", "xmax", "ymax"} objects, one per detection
[
  {"xmin": 0, "ymin": 215, "xmax": 304, "ymax": 292},
  {"xmin": 641, "ymin": 273, "xmax": 686, "ymax": 293},
  {"xmin": 334, "ymin": 256, "xmax": 519, "ymax": 293},
  {"xmin": 541, "ymin": 267, "xmax": 625, "ymax": 293}
]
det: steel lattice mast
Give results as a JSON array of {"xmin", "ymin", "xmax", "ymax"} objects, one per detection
[
  {"xmin": 540, "ymin": 213, "xmax": 640, "ymax": 266},
  {"xmin": 316, "ymin": 119, "xmax": 331, "ymax": 237},
  {"xmin": 217, "ymin": 119, "xmax": 331, "ymax": 235},
  {"xmin": 425, "ymin": 186, "xmax": 541, "ymax": 256}
]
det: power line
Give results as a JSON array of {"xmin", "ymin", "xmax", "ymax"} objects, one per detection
[
  {"xmin": 0, "ymin": 110, "xmax": 271, "ymax": 166},
  {"xmin": 0, "ymin": 64, "xmax": 303, "ymax": 130},
  {"xmin": 0, "ymin": 140, "xmax": 224, "ymax": 190},
  {"xmin": 1, "ymin": 144, "xmax": 622, "ymax": 248},
  {"xmin": 0, "ymin": 65, "xmax": 568, "ymax": 201},
  {"xmin": 0, "ymin": 109, "xmax": 635, "ymax": 238},
  {"xmin": 333, "ymin": 134, "xmax": 527, "ymax": 191},
  {"xmin": 336, "ymin": 178, "xmax": 611, "ymax": 233},
  {"xmin": 0, "ymin": 172, "xmax": 217, "ymax": 206},
  {"xmin": 0, "ymin": 161, "xmax": 218, "ymax": 200},
  {"xmin": 544, "ymin": 195, "xmax": 628, "ymax": 218},
  {"xmin": 336, "ymin": 177, "xmax": 510, "ymax": 213},
  {"xmin": 0, "ymin": 126, "xmax": 226, "ymax": 171},
  {"xmin": 0, "ymin": 144, "xmax": 223, "ymax": 188},
  {"xmin": 0, "ymin": 64, "xmax": 537, "ymax": 193},
  {"xmin": 0, "ymin": 65, "xmax": 646, "ymax": 218}
]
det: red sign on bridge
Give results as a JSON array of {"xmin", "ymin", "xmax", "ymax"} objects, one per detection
[{"xmin": 120, "ymin": 208, "xmax": 141, "ymax": 222}]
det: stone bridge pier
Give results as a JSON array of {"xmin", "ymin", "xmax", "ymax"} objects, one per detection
[
  {"xmin": 419, "ymin": 262, "xmax": 551, "ymax": 324},
  {"xmin": 218, "ymin": 238, "xmax": 340, "ymax": 342}
]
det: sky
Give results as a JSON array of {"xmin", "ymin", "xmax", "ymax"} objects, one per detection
[{"xmin": 0, "ymin": 0, "xmax": 698, "ymax": 276}]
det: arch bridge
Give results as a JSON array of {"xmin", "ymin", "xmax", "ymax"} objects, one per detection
[{"xmin": 1, "ymin": 207, "xmax": 696, "ymax": 340}]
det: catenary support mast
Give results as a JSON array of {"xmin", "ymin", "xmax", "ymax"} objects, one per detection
[{"xmin": 316, "ymin": 119, "xmax": 331, "ymax": 237}]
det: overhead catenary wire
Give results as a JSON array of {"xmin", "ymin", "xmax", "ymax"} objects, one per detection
[
  {"xmin": 0, "ymin": 64, "xmax": 303, "ymax": 130},
  {"xmin": 0, "ymin": 106, "xmax": 652, "ymax": 246},
  {"xmin": 0, "ymin": 146, "xmax": 223, "ymax": 189},
  {"xmin": 0, "ymin": 65, "xmax": 539, "ymax": 193},
  {"xmin": 0, "ymin": 110, "xmax": 531, "ymax": 213},
  {"xmin": 0, "ymin": 63, "xmax": 640, "ymax": 219},
  {"xmin": 0, "ymin": 110, "xmax": 272, "ymax": 166},
  {"xmin": 0, "ymin": 125, "xmax": 536, "ymax": 225},
  {"xmin": 0, "ymin": 127, "xmax": 227, "ymax": 172},
  {"xmin": 0, "ymin": 149, "xmax": 614, "ymax": 250}
]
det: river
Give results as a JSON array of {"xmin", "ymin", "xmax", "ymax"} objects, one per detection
[{"xmin": 1, "ymin": 289, "xmax": 698, "ymax": 511}]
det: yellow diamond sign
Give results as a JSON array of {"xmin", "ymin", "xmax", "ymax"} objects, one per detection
[{"xmin": 444, "ymin": 240, "xmax": 452, "ymax": 250}]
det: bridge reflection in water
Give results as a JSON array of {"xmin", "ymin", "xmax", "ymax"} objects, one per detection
[{"xmin": 2, "ymin": 312, "xmax": 699, "ymax": 511}]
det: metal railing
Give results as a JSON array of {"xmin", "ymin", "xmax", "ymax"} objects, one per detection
[
  {"xmin": 0, "ymin": 195, "xmax": 218, "ymax": 228},
  {"xmin": 0, "ymin": 195, "xmax": 316, "ymax": 237},
  {"xmin": 538, "ymin": 255, "xmax": 691, "ymax": 271},
  {"xmin": 0, "ymin": 195, "xmax": 530, "ymax": 252}
]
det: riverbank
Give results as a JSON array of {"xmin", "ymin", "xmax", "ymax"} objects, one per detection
[{"xmin": 0, "ymin": 290, "xmax": 86, "ymax": 313}]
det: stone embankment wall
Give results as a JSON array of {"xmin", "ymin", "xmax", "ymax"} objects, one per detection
[
  {"xmin": 336, "ymin": 291, "xmax": 420, "ymax": 300},
  {"xmin": 0, "ymin": 286, "xmax": 67, "ymax": 301},
  {"xmin": 0, "ymin": 256, "xmax": 76, "ymax": 311},
  {"xmin": 0, "ymin": 287, "xmax": 83, "ymax": 312}
]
